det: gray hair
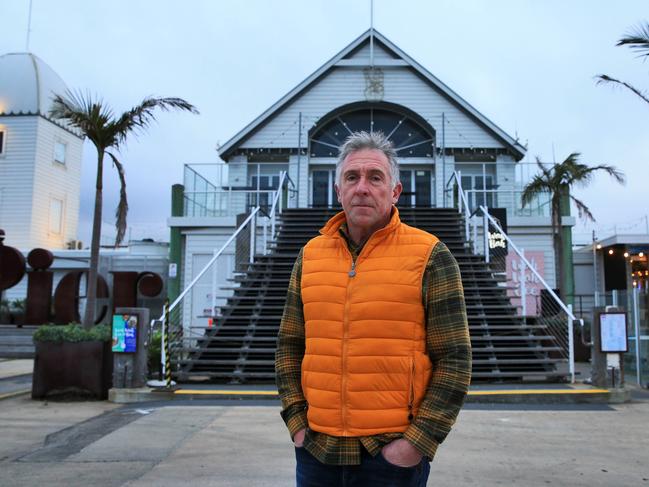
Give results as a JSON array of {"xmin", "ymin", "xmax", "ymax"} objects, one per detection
[{"xmin": 335, "ymin": 131, "xmax": 400, "ymax": 188}]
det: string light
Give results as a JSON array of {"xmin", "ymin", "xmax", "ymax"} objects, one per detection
[
  {"xmin": 624, "ymin": 252, "xmax": 629, "ymax": 258},
  {"xmin": 608, "ymin": 249, "xmax": 614, "ymax": 255}
]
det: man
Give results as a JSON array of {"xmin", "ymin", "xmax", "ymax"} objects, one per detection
[{"xmin": 275, "ymin": 131, "xmax": 471, "ymax": 487}]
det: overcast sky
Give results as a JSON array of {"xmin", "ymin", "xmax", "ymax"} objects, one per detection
[{"xmin": 1, "ymin": 0, "xmax": 647, "ymax": 246}]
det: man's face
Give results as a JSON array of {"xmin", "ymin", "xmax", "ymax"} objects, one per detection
[{"xmin": 335, "ymin": 149, "xmax": 402, "ymax": 238}]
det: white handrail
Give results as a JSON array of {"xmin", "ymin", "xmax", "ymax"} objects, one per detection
[
  {"xmin": 446, "ymin": 171, "xmax": 471, "ymax": 241},
  {"xmin": 479, "ymin": 205, "xmax": 576, "ymax": 321},
  {"xmin": 156, "ymin": 170, "xmax": 290, "ymax": 379},
  {"xmin": 480, "ymin": 205, "xmax": 577, "ymax": 383}
]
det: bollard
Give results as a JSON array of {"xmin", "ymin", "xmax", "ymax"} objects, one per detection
[{"xmin": 164, "ymin": 299, "xmax": 172, "ymax": 389}]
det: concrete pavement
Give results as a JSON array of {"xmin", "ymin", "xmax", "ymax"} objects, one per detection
[{"xmin": 0, "ymin": 394, "xmax": 648, "ymax": 486}]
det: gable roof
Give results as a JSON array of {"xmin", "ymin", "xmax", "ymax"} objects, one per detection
[{"xmin": 218, "ymin": 29, "xmax": 526, "ymax": 160}]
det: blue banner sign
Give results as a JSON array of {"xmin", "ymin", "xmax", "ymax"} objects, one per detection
[{"xmin": 112, "ymin": 314, "xmax": 138, "ymax": 353}]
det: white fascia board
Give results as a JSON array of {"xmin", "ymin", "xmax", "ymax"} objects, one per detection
[{"xmin": 167, "ymin": 216, "xmax": 238, "ymax": 228}]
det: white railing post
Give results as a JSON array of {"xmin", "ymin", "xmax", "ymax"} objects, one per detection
[
  {"xmin": 249, "ymin": 211, "xmax": 256, "ymax": 264},
  {"xmin": 472, "ymin": 218, "xmax": 478, "ymax": 255},
  {"xmin": 263, "ymin": 217, "xmax": 268, "ymax": 255},
  {"xmin": 633, "ymin": 288, "xmax": 641, "ymax": 385},
  {"xmin": 568, "ymin": 303, "xmax": 575, "ymax": 384},
  {"xmin": 519, "ymin": 250, "xmax": 527, "ymax": 317},
  {"xmin": 483, "ymin": 208, "xmax": 490, "ymax": 263},
  {"xmin": 211, "ymin": 248, "xmax": 217, "ymax": 318}
]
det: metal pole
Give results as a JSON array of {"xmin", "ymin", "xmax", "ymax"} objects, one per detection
[
  {"xmin": 297, "ymin": 113, "xmax": 302, "ymax": 204},
  {"xmin": 520, "ymin": 250, "xmax": 527, "ymax": 317},
  {"xmin": 593, "ymin": 231, "xmax": 599, "ymax": 307},
  {"xmin": 441, "ymin": 112, "xmax": 446, "ymax": 207},
  {"xmin": 633, "ymin": 287, "xmax": 641, "ymax": 385},
  {"xmin": 263, "ymin": 217, "xmax": 268, "ymax": 255},
  {"xmin": 25, "ymin": 0, "xmax": 34, "ymax": 51},
  {"xmin": 249, "ymin": 211, "xmax": 256, "ymax": 264},
  {"xmin": 164, "ymin": 299, "xmax": 172, "ymax": 388},
  {"xmin": 211, "ymin": 249, "xmax": 217, "ymax": 318},
  {"xmin": 568, "ymin": 303, "xmax": 575, "ymax": 384},
  {"xmin": 370, "ymin": 0, "xmax": 374, "ymax": 67},
  {"xmin": 256, "ymin": 164, "xmax": 261, "ymax": 208},
  {"xmin": 483, "ymin": 208, "xmax": 489, "ymax": 263}
]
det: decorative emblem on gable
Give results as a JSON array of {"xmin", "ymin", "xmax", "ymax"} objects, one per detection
[{"xmin": 363, "ymin": 67, "xmax": 384, "ymax": 101}]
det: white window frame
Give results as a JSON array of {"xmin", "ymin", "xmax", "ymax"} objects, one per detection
[
  {"xmin": 49, "ymin": 197, "xmax": 64, "ymax": 235},
  {"xmin": 53, "ymin": 140, "xmax": 67, "ymax": 165}
]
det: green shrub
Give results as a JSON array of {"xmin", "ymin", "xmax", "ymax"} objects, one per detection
[
  {"xmin": 33, "ymin": 323, "xmax": 111, "ymax": 343},
  {"xmin": 148, "ymin": 329, "xmax": 162, "ymax": 375}
]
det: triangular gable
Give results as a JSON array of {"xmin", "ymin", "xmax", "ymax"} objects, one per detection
[{"xmin": 219, "ymin": 29, "xmax": 525, "ymax": 160}]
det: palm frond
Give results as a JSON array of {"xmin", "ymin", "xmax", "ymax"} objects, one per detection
[
  {"xmin": 595, "ymin": 74, "xmax": 649, "ymax": 105},
  {"xmin": 521, "ymin": 174, "xmax": 550, "ymax": 208},
  {"xmin": 570, "ymin": 195, "xmax": 595, "ymax": 222},
  {"xmin": 111, "ymin": 97, "xmax": 199, "ymax": 147},
  {"xmin": 617, "ymin": 22, "xmax": 649, "ymax": 59},
  {"xmin": 106, "ymin": 151, "xmax": 128, "ymax": 246}
]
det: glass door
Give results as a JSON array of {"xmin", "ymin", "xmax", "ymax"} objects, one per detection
[
  {"xmin": 397, "ymin": 169, "xmax": 432, "ymax": 208},
  {"xmin": 311, "ymin": 169, "xmax": 340, "ymax": 208}
]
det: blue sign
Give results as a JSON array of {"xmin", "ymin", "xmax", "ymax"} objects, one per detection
[{"xmin": 112, "ymin": 314, "xmax": 138, "ymax": 353}]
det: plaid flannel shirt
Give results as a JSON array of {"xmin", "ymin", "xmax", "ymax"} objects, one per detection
[{"xmin": 275, "ymin": 224, "xmax": 472, "ymax": 465}]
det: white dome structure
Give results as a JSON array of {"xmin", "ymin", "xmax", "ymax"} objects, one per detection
[
  {"xmin": 0, "ymin": 52, "xmax": 83, "ymax": 250},
  {"xmin": 0, "ymin": 52, "xmax": 69, "ymax": 117}
]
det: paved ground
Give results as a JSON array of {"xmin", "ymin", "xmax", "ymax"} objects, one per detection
[{"xmin": 0, "ymin": 394, "xmax": 648, "ymax": 487}]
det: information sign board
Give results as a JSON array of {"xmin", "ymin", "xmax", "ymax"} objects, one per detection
[
  {"xmin": 599, "ymin": 312, "xmax": 627, "ymax": 353},
  {"xmin": 112, "ymin": 314, "xmax": 138, "ymax": 353}
]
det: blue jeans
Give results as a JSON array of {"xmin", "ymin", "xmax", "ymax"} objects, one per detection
[{"xmin": 295, "ymin": 446, "xmax": 430, "ymax": 487}]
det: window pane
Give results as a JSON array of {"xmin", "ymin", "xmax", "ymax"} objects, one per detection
[
  {"xmin": 312, "ymin": 171, "xmax": 329, "ymax": 207},
  {"xmin": 54, "ymin": 142, "xmax": 66, "ymax": 164},
  {"xmin": 49, "ymin": 199, "xmax": 63, "ymax": 234}
]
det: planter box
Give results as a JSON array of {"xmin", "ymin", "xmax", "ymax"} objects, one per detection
[{"xmin": 32, "ymin": 341, "xmax": 113, "ymax": 399}]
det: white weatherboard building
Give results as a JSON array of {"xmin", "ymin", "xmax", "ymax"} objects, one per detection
[
  {"xmin": 170, "ymin": 30, "xmax": 573, "ymax": 326},
  {"xmin": 0, "ymin": 52, "xmax": 83, "ymax": 250}
]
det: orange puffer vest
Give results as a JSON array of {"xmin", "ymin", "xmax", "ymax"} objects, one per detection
[{"xmin": 301, "ymin": 208, "xmax": 438, "ymax": 437}]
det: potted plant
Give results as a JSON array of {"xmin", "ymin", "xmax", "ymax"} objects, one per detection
[{"xmin": 32, "ymin": 323, "xmax": 113, "ymax": 399}]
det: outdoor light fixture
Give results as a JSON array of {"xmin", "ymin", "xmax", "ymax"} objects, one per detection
[
  {"xmin": 640, "ymin": 252, "xmax": 645, "ymax": 257},
  {"xmin": 596, "ymin": 244, "xmax": 602, "ymax": 249},
  {"xmin": 608, "ymin": 249, "xmax": 614, "ymax": 255},
  {"xmin": 624, "ymin": 252, "xmax": 630, "ymax": 258}
]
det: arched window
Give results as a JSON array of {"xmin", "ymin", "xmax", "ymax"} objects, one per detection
[{"xmin": 310, "ymin": 106, "xmax": 434, "ymax": 157}]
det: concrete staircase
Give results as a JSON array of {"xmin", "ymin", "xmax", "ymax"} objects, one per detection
[{"xmin": 175, "ymin": 208, "xmax": 567, "ymax": 384}]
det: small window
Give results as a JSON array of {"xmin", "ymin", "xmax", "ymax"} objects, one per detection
[
  {"xmin": 54, "ymin": 141, "xmax": 66, "ymax": 164},
  {"xmin": 49, "ymin": 198, "xmax": 63, "ymax": 234},
  {"xmin": 0, "ymin": 130, "xmax": 5, "ymax": 155}
]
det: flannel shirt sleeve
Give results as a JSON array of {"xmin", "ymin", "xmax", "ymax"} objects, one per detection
[
  {"xmin": 275, "ymin": 248, "xmax": 309, "ymax": 439},
  {"xmin": 403, "ymin": 241, "xmax": 472, "ymax": 459}
]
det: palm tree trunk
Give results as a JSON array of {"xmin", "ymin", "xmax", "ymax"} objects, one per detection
[{"xmin": 83, "ymin": 149, "xmax": 104, "ymax": 328}]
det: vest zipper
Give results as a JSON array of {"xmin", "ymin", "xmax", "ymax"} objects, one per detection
[
  {"xmin": 339, "ymin": 234, "xmax": 375, "ymax": 434},
  {"xmin": 408, "ymin": 357, "xmax": 415, "ymax": 421},
  {"xmin": 340, "ymin": 244, "xmax": 356, "ymax": 435}
]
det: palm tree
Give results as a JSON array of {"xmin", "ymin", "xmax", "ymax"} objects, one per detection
[
  {"xmin": 521, "ymin": 153, "xmax": 625, "ymax": 300},
  {"xmin": 596, "ymin": 21, "xmax": 649, "ymax": 106},
  {"xmin": 50, "ymin": 92, "xmax": 198, "ymax": 328}
]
